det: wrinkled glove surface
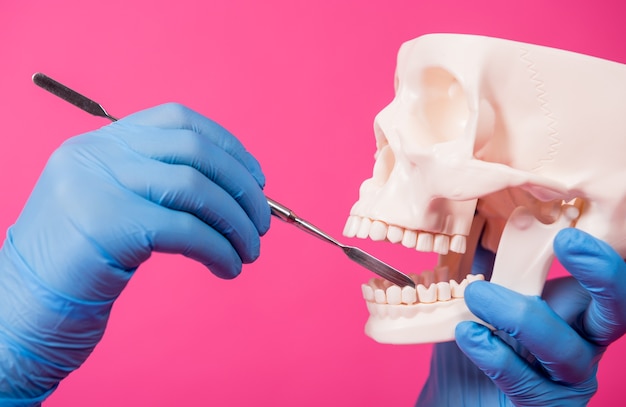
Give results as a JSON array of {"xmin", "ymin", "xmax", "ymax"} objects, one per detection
[
  {"xmin": 0, "ymin": 103, "xmax": 270, "ymax": 405},
  {"xmin": 418, "ymin": 228, "xmax": 626, "ymax": 406}
]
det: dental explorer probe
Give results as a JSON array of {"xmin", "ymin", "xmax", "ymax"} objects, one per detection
[
  {"xmin": 31, "ymin": 72, "xmax": 416, "ymax": 288},
  {"xmin": 32, "ymin": 73, "xmax": 118, "ymax": 121},
  {"xmin": 266, "ymin": 198, "xmax": 415, "ymax": 287}
]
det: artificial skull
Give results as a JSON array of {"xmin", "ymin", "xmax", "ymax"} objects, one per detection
[{"xmin": 344, "ymin": 33, "xmax": 626, "ymax": 344}]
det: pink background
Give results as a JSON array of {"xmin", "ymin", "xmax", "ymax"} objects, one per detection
[{"xmin": 1, "ymin": 1, "xmax": 625, "ymax": 405}]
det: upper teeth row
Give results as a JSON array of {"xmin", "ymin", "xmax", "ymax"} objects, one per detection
[{"xmin": 343, "ymin": 215, "xmax": 467, "ymax": 255}]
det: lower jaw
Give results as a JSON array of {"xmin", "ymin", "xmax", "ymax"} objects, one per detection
[
  {"xmin": 365, "ymin": 298, "xmax": 484, "ymax": 344},
  {"xmin": 362, "ymin": 201, "xmax": 583, "ymax": 345},
  {"xmin": 362, "ymin": 274, "xmax": 485, "ymax": 344},
  {"xmin": 360, "ymin": 213, "xmax": 488, "ymax": 345}
]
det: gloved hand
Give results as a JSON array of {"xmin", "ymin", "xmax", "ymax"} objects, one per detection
[
  {"xmin": 0, "ymin": 103, "xmax": 271, "ymax": 405},
  {"xmin": 417, "ymin": 228, "xmax": 626, "ymax": 406}
]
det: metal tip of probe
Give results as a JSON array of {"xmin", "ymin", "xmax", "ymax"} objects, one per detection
[
  {"xmin": 32, "ymin": 72, "xmax": 118, "ymax": 121},
  {"xmin": 268, "ymin": 198, "xmax": 415, "ymax": 288}
]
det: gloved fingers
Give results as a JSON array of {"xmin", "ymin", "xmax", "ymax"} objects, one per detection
[
  {"xmin": 456, "ymin": 321, "xmax": 598, "ymax": 406},
  {"xmin": 541, "ymin": 276, "xmax": 590, "ymax": 326},
  {"xmin": 110, "ymin": 156, "xmax": 263, "ymax": 264},
  {"xmin": 455, "ymin": 321, "xmax": 549, "ymax": 404},
  {"xmin": 118, "ymin": 103, "xmax": 266, "ymax": 188},
  {"xmin": 554, "ymin": 228, "xmax": 626, "ymax": 345},
  {"xmin": 465, "ymin": 281, "xmax": 596, "ymax": 384},
  {"xmin": 126, "ymin": 203, "xmax": 245, "ymax": 279},
  {"xmin": 105, "ymin": 125, "xmax": 271, "ymax": 235}
]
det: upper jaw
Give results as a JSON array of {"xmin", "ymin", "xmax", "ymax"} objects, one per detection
[{"xmin": 343, "ymin": 206, "xmax": 485, "ymax": 284}]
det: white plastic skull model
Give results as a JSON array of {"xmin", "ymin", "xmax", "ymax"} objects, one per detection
[{"xmin": 344, "ymin": 33, "xmax": 626, "ymax": 344}]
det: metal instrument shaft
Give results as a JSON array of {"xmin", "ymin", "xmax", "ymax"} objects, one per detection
[{"xmin": 32, "ymin": 72, "xmax": 415, "ymax": 287}]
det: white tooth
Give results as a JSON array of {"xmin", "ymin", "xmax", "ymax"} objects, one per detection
[
  {"xmin": 342, "ymin": 217, "xmax": 352, "ymax": 237},
  {"xmin": 437, "ymin": 282, "xmax": 452, "ymax": 301},
  {"xmin": 421, "ymin": 270, "xmax": 435, "ymax": 288},
  {"xmin": 374, "ymin": 289, "xmax": 386, "ymax": 304},
  {"xmin": 417, "ymin": 283, "xmax": 437, "ymax": 303},
  {"xmin": 387, "ymin": 225, "xmax": 404, "ymax": 243},
  {"xmin": 434, "ymin": 234, "xmax": 450, "ymax": 255},
  {"xmin": 434, "ymin": 265, "xmax": 449, "ymax": 283},
  {"xmin": 467, "ymin": 274, "xmax": 486, "ymax": 283},
  {"xmin": 361, "ymin": 284, "xmax": 375, "ymax": 302},
  {"xmin": 343, "ymin": 215, "xmax": 360, "ymax": 238},
  {"xmin": 356, "ymin": 218, "xmax": 372, "ymax": 239},
  {"xmin": 402, "ymin": 229, "xmax": 418, "ymax": 248},
  {"xmin": 450, "ymin": 279, "xmax": 468, "ymax": 298},
  {"xmin": 416, "ymin": 232, "xmax": 434, "ymax": 252},
  {"xmin": 369, "ymin": 220, "xmax": 388, "ymax": 241},
  {"xmin": 386, "ymin": 285, "xmax": 402, "ymax": 305},
  {"xmin": 401, "ymin": 286, "xmax": 417, "ymax": 304},
  {"xmin": 450, "ymin": 235, "xmax": 467, "ymax": 253}
]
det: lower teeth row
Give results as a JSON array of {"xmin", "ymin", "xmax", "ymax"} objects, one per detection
[{"xmin": 362, "ymin": 274, "xmax": 485, "ymax": 305}]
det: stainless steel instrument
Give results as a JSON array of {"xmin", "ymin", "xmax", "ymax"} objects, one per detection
[
  {"xmin": 267, "ymin": 198, "xmax": 415, "ymax": 287},
  {"xmin": 32, "ymin": 72, "xmax": 415, "ymax": 288}
]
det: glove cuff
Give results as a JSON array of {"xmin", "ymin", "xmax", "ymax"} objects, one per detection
[{"xmin": 0, "ymin": 236, "xmax": 115, "ymax": 402}]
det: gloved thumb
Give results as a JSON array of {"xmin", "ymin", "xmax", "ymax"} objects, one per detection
[{"xmin": 553, "ymin": 228, "xmax": 626, "ymax": 345}]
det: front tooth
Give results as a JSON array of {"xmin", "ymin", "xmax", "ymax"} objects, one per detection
[
  {"xmin": 434, "ymin": 234, "xmax": 450, "ymax": 254},
  {"xmin": 386, "ymin": 285, "xmax": 402, "ymax": 305},
  {"xmin": 356, "ymin": 218, "xmax": 372, "ymax": 239},
  {"xmin": 450, "ymin": 235, "xmax": 467, "ymax": 253},
  {"xmin": 450, "ymin": 279, "xmax": 468, "ymax": 298},
  {"xmin": 387, "ymin": 225, "xmax": 404, "ymax": 243},
  {"xmin": 361, "ymin": 284, "xmax": 375, "ymax": 302},
  {"xmin": 343, "ymin": 215, "xmax": 360, "ymax": 238},
  {"xmin": 416, "ymin": 232, "xmax": 434, "ymax": 252},
  {"xmin": 369, "ymin": 220, "xmax": 388, "ymax": 241},
  {"xmin": 402, "ymin": 229, "xmax": 418, "ymax": 248},
  {"xmin": 401, "ymin": 286, "xmax": 417, "ymax": 304},
  {"xmin": 417, "ymin": 283, "xmax": 437, "ymax": 303},
  {"xmin": 374, "ymin": 288, "xmax": 386, "ymax": 304},
  {"xmin": 436, "ymin": 282, "xmax": 451, "ymax": 301}
]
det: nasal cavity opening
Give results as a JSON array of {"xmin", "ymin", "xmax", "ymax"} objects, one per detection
[{"xmin": 372, "ymin": 144, "xmax": 395, "ymax": 184}]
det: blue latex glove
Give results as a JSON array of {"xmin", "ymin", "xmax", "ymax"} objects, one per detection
[
  {"xmin": 417, "ymin": 228, "xmax": 626, "ymax": 406},
  {"xmin": 0, "ymin": 103, "xmax": 271, "ymax": 405}
]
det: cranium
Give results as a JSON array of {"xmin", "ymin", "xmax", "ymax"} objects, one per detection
[{"xmin": 344, "ymin": 33, "xmax": 626, "ymax": 344}]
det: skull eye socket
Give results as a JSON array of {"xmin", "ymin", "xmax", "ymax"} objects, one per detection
[{"xmin": 417, "ymin": 67, "xmax": 469, "ymax": 144}]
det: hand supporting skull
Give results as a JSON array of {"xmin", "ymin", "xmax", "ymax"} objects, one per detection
[{"xmin": 344, "ymin": 34, "xmax": 626, "ymax": 344}]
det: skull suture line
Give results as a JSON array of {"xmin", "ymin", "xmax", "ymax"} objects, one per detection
[{"xmin": 344, "ymin": 33, "xmax": 626, "ymax": 344}]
